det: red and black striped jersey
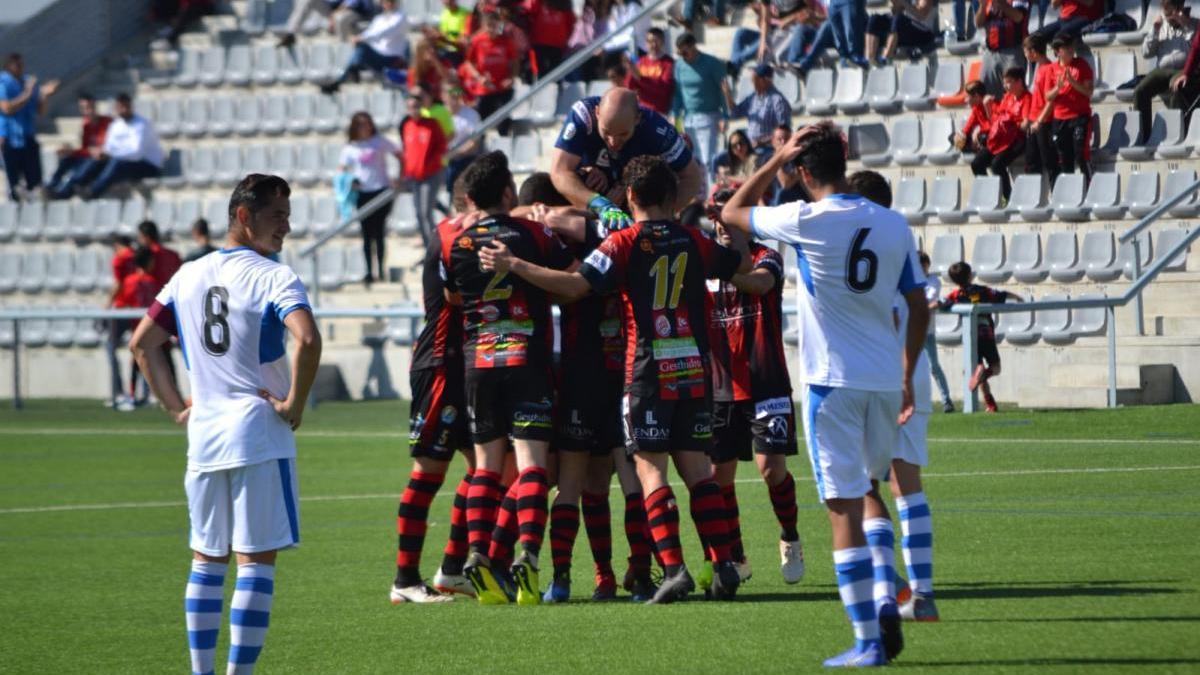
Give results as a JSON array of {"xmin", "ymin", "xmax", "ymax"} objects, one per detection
[
  {"xmin": 579, "ymin": 219, "xmax": 741, "ymax": 400},
  {"xmin": 707, "ymin": 243, "xmax": 792, "ymax": 402},
  {"xmin": 940, "ymin": 283, "xmax": 1011, "ymax": 340},
  {"xmin": 560, "ymin": 233, "xmax": 625, "ymax": 375},
  {"xmin": 412, "ymin": 218, "xmax": 465, "ymax": 371},
  {"xmin": 441, "ymin": 213, "xmax": 574, "ymax": 371}
]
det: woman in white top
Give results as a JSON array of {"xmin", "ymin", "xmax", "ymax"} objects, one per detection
[
  {"xmin": 339, "ymin": 111, "xmax": 402, "ymax": 286},
  {"xmin": 605, "ymin": 0, "xmax": 651, "ymax": 57}
]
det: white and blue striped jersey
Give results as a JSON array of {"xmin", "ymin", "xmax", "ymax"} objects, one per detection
[
  {"xmin": 750, "ymin": 195, "xmax": 925, "ymax": 392},
  {"xmin": 150, "ymin": 247, "xmax": 311, "ymax": 472}
]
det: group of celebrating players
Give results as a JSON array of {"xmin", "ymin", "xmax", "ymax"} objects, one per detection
[{"xmin": 133, "ymin": 85, "xmax": 943, "ymax": 674}]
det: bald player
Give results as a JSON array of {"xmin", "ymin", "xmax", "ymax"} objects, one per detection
[{"xmin": 552, "ymin": 88, "xmax": 704, "ymax": 232}]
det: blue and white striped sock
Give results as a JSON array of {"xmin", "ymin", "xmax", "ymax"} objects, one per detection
[
  {"xmin": 896, "ymin": 491, "xmax": 934, "ymax": 596},
  {"xmin": 833, "ymin": 547, "xmax": 880, "ymax": 650},
  {"xmin": 186, "ymin": 560, "xmax": 227, "ymax": 675},
  {"xmin": 863, "ymin": 517, "xmax": 897, "ymax": 610},
  {"xmin": 227, "ymin": 563, "xmax": 275, "ymax": 675}
]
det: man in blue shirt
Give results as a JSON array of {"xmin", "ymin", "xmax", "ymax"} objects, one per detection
[
  {"xmin": 0, "ymin": 53, "xmax": 58, "ymax": 201},
  {"xmin": 672, "ymin": 33, "xmax": 731, "ymax": 183},
  {"xmin": 550, "ymin": 88, "xmax": 704, "ymax": 231},
  {"xmin": 725, "ymin": 63, "xmax": 793, "ymax": 155}
]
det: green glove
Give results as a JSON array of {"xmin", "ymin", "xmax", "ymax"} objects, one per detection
[{"xmin": 588, "ymin": 194, "xmax": 634, "ymax": 233}]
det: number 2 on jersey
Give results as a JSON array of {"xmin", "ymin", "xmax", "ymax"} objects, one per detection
[
  {"xmin": 845, "ymin": 228, "xmax": 878, "ymax": 293},
  {"xmin": 483, "ymin": 270, "xmax": 513, "ymax": 302},
  {"xmin": 202, "ymin": 286, "xmax": 231, "ymax": 356},
  {"xmin": 649, "ymin": 252, "xmax": 687, "ymax": 310}
]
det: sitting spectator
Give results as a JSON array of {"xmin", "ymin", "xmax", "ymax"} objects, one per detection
[
  {"xmin": 152, "ymin": 0, "xmax": 215, "ymax": 46},
  {"xmin": 1022, "ymin": 33, "xmax": 1059, "ymax": 183},
  {"xmin": 672, "ymin": 0, "xmax": 727, "ymax": 27},
  {"xmin": 795, "ymin": 0, "xmax": 870, "ymax": 73},
  {"xmin": 137, "ymin": 220, "xmax": 183, "ymax": 287},
  {"xmin": 566, "ymin": 0, "xmax": 613, "ymax": 81},
  {"xmin": 108, "ymin": 244, "xmax": 162, "ymax": 412},
  {"xmin": 401, "ymin": 88, "xmax": 449, "ymax": 246},
  {"xmin": 1043, "ymin": 34, "xmax": 1093, "ymax": 180},
  {"xmin": 1, "ymin": 53, "xmax": 59, "ymax": 202},
  {"xmin": 45, "ymin": 92, "xmax": 110, "ymax": 200},
  {"xmin": 865, "ymin": 0, "xmax": 938, "ymax": 66},
  {"xmin": 939, "ymin": 261, "xmax": 1023, "ymax": 413},
  {"xmin": 184, "ymin": 218, "xmax": 217, "ymax": 262},
  {"xmin": 279, "ymin": 0, "xmax": 375, "ymax": 47},
  {"xmin": 407, "ymin": 37, "xmax": 451, "ymax": 91},
  {"xmin": 712, "ymin": 129, "xmax": 757, "ymax": 187},
  {"xmin": 673, "ymin": 32, "xmax": 732, "ymax": 176},
  {"xmin": 1036, "ymin": 0, "xmax": 1102, "ymax": 40},
  {"xmin": 961, "ymin": 69, "xmax": 1029, "ymax": 200},
  {"xmin": 622, "ymin": 28, "xmax": 674, "ymax": 114},
  {"xmin": 463, "ymin": 10, "xmax": 521, "ymax": 135},
  {"xmin": 443, "ymin": 83, "xmax": 483, "ymax": 194},
  {"xmin": 340, "ymin": 111, "xmax": 401, "ymax": 285},
  {"xmin": 724, "ymin": 63, "xmax": 792, "ymax": 155},
  {"xmin": 321, "ymin": 0, "xmax": 409, "ymax": 94},
  {"xmin": 50, "ymin": 93, "xmax": 163, "ymax": 200},
  {"xmin": 955, "ymin": 81, "xmax": 991, "ymax": 152},
  {"xmin": 423, "ymin": 0, "xmax": 472, "ymax": 62},
  {"xmin": 525, "ymin": 0, "xmax": 577, "ymax": 77},
  {"xmin": 976, "ymin": 0, "xmax": 1029, "ymax": 96},
  {"xmin": 730, "ymin": 0, "xmax": 823, "ymax": 73},
  {"xmin": 1135, "ymin": 0, "xmax": 1200, "ymax": 144}
]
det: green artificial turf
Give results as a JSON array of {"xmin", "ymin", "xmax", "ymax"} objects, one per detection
[{"xmin": 1, "ymin": 400, "xmax": 1198, "ymax": 673}]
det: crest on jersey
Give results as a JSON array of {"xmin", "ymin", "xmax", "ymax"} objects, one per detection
[
  {"xmin": 457, "ymin": 236, "xmax": 474, "ymax": 250},
  {"xmin": 676, "ymin": 316, "xmax": 689, "ymax": 331},
  {"xmin": 639, "ymin": 239, "xmax": 653, "ymax": 253},
  {"xmin": 480, "ymin": 304, "xmax": 500, "ymax": 322},
  {"xmin": 654, "ymin": 315, "xmax": 671, "ymax": 337}
]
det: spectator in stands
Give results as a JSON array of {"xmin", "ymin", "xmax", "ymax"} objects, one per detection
[
  {"xmin": 566, "ymin": 0, "xmax": 614, "ymax": 81},
  {"xmin": 953, "ymin": 0, "xmax": 979, "ymax": 41},
  {"xmin": 401, "ymin": 87, "xmax": 449, "ymax": 246},
  {"xmin": 672, "ymin": 0, "xmax": 727, "ymax": 27},
  {"xmin": 108, "ymin": 244, "xmax": 161, "ymax": 412},
  {"xmin": 44, "ymin": 92, "xmax": 110, "ymax": 201},
  {"xmin": 1135, "ymin": 0, "xmax": 1200, "ymax": 144},
  {"xmin": 526, "ymin": 0, "xmax": 577, "ymax": 78},
  {"xmin": 1, "ymin": 53, "xmax": 59, "ymax": 202},
  {"xmin": 109, "ymin": 234, "xmax": 136, "ymax": 305},
  {"xmin": 1035, "ymin": 0, "xmax": 1102, "ymax": 40},
  {"xmin": 865, "ymin": 0, "xmax": 938, "ymax": 66},
  {"xmin": 50, "ymin": 93, "xmax": 163, "ymax": 200},
  {"xmin": 621, "ymin": 28, "xmax": 674, "ymax": 114},
  {"xmin": 341, "ymin": 111, "xmax": 401, "ymax": 285},
  {"xmin": 673, "ymin": 32, "xmax": 731, "ymax": 178},
  {"xmin": 185, "ymin": 218, "xmax": 217, "ymax": 262},
  {"xmin": 794, "ymin": 0, "xmax": 870, "ymax": 73},
  {"xmin": 768, "ymin": 124, "xmax": 808, "ymax": 205},
  {"xmin": 280, "ymin": 0, "xmax": 375, "ymax": 47},
  {"xmin": 976, "ymin": 0, "xmax": 1030, "ymax": 96},
  {"xmin": 1022, "ymin": 33, "xmax": 1059, "ymax": 183},
  {"xmin": 443, "ymin": 83, "xmax": 483, "ymax": 195},
  {"xmin": 606, "ymin": 0, "xmax": 651, "ymax": 58},
  {"xmin": 724, "ymin": 63, "xmax": 792, "ymax": 156},
  {"xmin": 408, "ymin": 38, "xmax": 451, "ymax": 92},
  {"xmin": 464, "ymin": 10, "xmax": 521, "ymax": 135},
  {"xmin": 960, "ymin": 70, "xmax": 1029, "ymax": 200},
  {"xmin": 605, "ymin": 59, "xmax": 630, "ymax": 88},
  {"xmin": 712, "ymin": 129, "xmax": 757, "ymax": 186},
  {"xmin": 137, "ymin": 220, "xmax": 183, "ymax": 287},
  {"xmin": 321, "ymin": 0, "xmax": 409, "ymax": 94},
  {"xmin": 153, "ymin": 0, "xmax": 215, "ymax": 47},
  {"xmin": 424, "ymin": 0, "xmax": 472, "ymax": 62},
  {"xmin": 1043, "ymin": 34, "xmax": 1093, "ymax": 180},
  {"xmin": 940, "ymin": 261, "xmax": 1023, "ymax": 413},
  {"xmin": 420, "ymin": 84, "xmax": 455, "ymax": 138},
  {"xmin": 955, "ymin": 81, "xmax": 990, "ymax": 152},
  {"xmin": 729, "ymin": 0, "xmax": 823, "ymax": 74}
]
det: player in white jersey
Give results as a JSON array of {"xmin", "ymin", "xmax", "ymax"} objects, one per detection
[
  {"xmin": 721, "ymin": 124, "xmax": 929, "ymax": 668},
  {"xmin": 130, "ymin": 174, "xmax": 322, "ymax": 675}
]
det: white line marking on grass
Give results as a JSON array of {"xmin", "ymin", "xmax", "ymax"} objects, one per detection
[{"xmin": 3, "ymin": 465, "xmax": 1198, "ymax": 516}]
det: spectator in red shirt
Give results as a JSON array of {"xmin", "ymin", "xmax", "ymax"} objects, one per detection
[
  {"xmin": 965, "ymin": 68, "xmax": 1029, "ymax": 199},
  {"xmin": 1021, "ymin": 33, "xmax": 1058, "ymax": 184},
  {"xmin": 623, "ymin": 27, "xmax": 675, "ymax": 114},
  {"xmin": 401, "ymin": 87, "xmax": 449, "ymax": 244},
  {"xmin": 108, "ymin": 245, "xmax": 164, "ymax": 411},
  {"xmin": 1042, "ymin": 34, "xmax": 1093, "ymax": 181},
  {"xmin": 526, "ymin": 0, "xmax": 576, "ymax": 77},
  {"xmin": 464, "ymin": 11, "xmax": 521, "ymax": 135},
  {"xmin": 955, "ymin": 80, "xmax": 991, "ymax": 153},
  {"xmin": 137, "ymin": 220, "xmax": 183, "ymax": 287},
  {"xmin": 45, "ymin": 92, "xmax": 110, "ymax": 199},
  {"xmin": 1036, "ymin": 0, "xmax": 1102, "ymax": 41},
  {"xmin": 109, "ymin": 234, "xmax": 135, "ymax": 298}
]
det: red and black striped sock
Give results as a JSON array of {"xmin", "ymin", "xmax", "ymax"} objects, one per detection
[
  {"xmin": 720, "ymin": 483, "xmax": 745, "ymax": 563},
  {"xmin": 689, "ymin": 479, "xmax": 733, "ymax": 564},
  {"xmin": 440, "ymin": 470, "xmax": 473, "ymax": 575},
  {"xmin": 581, "ymin": 491, "xmax": 613, "ymax": 576},
  {"xmin": 623, "ymin": 492, "xmax": 652, "ymax": 572},
  {"xmin": 395, "ymin": 471, "xmax": 446, "ymax": 587},
  {"xmin": 644, "ymin": 486, "xmax": 683, "ymax": 574},
  {"xmin": 487, "ymin": 482, "xmax": 520, "ymax": 569},
  {"xmin": 466, "ymin": 469, "xmax": 502, "ymax": 558},
  {"xmin": 688, "ymin": 498, "xmax": 712, "ymax": 562},
  {"xmin": 549, "ymin": 502, "xmax": 580, "ymax": 576},
  {"xmin": 768, "ymin": 471, "xmax": 800, "ymax": 542},
  {"xmin": 516, "ymin": 467, "xmax": 550, "ymax": 559}
]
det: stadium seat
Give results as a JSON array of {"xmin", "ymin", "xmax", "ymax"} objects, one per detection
[
  {"xmin": 1047, "ymin": 231, "xmax": 1084, "ymax": 283},
  {"xmin": 198, "ymin": 46, "xmax": 226, "ymax": 88},
  {"xmin": 946, "ymin": 35, "xmax": 980, "ymax": 57},
  {"xmin": 310, "ymin": 195, "xmax": 340, "ymax": 238},
  {"xmin": 865, "ymin": 65, "xmax": 900, "ymax": 113},
  {"xmin": 204, "ymin": 197, "xmax": 229, "ymax": 238},
  {"xmin": 1118, "ymin": 232, "xmax": 1153, "ymax": 279},
  {"xmin": 294, "ymin": 143, "xmax": 322, "ymax": 186},
  {"xmin": 285, "ymin": 92, "xmax": 315, "ymax": 135},
  {"xmin": 67, "ymin": 200, "xmax": 95, "ymax": 241},
  {"xmin": 305, "ymin": 43, "xmax": 336, "ymax": 83},
  {"xmin": 46, "ymin": 249, "xmax": 73, "ymax": 295},
  {"xmin": 1036, "ymin": 294, "xmax": 1073, "ymax": 345},
  {"xmin": 921, "ymin": 116, "xmax": 959, "ymax": 165},
  {"xmin": 181, "ymin": 96, "xmax": 208, "ymax": 138},
  {"xmin": 74, "ymin": 309, "xmax": 101, "ymax": 348},
  {"xmin": 242, "ymin": 144, "xmax": 271, "ymax": 175},
  {"xmin": 206, "ymin": 96, "xmax": 235, "ymax": 137},
  {"xmin": 43, "ymin": 201, "xmax": 71, "ymax": 242},
  {"xmin": 973, "ymin": 232, "xmax": 1010, "ymax": 283},
  {"xmin": 847, "ymin": 122, "xmax": 890, "ymax": 166},
  {"xmin": 1010, "ymin": 232, "xmax": 1048, "ymax": 283},
  {"xmin": 154, "ymin": 97, "xmax": 182, "ymax": 138},
  {"xmin": 344, "ymin": 244, "xmax": 367, "ymax": 285},
  {"xmin": 585, "ymin": 80, "xmax": 610, "ymax": 98},
  {"xmin": 321, "ymin": 142, "xmax": 343, "ymax": 181},
  {"xmin": 154, "ymin": 148, "xmax": 186, "ymax": 191},
  {"xmin": 926, "ymin": 176, "xmax": 965, "ymax": 224},
  {"xmin": 242, "ymin": 0, "xmax": 266, "ymax": 34},
  {"xmin": 150, "ymin": 199, "xmax": 177, "ymax": 239},
  {"xmin": 265, "ymin": 0, "xmax": 297, "ymax": 31},
  {"xmin": 1110, "ymin": 55, "xmax": 1140, "ymax": 103},
  {"xmin": 1159, "ymin": 112, "xmax": 1200, "ymax": 159},
  {"xmin": 1126, "ymin": 171, "xmax": 1161, "ymax": 219},
  {"xmin": 1044, "ymin": 173, "xmax": 1086, "ymax": 221},
  {"xmin": 119, "ymin": 199, "xmax": 146, "ymax": 234},
  {"xmin": 0, "ymin": 250, "xmax": 20, "ymax": 293},
  {"xmin": 225, "ymin": 45, "xmax": 252, "ymax": 87},
  {"xmin": 318, "ymin": 246, "xmax": 347, "ymax": 290},
  {"xmin": 389, "ymin": 192, "xmax": 419, "ymax": 236},
  {"xmin": 1011, "ymin": 174, "xmax": 1050, "ymax": 221},
  {"xmin": 233, "ymin": 96, "xmax": 261, "ymax": 136},
  {"xmin": 71, "ymin": 247, "xmax": 102, "ymax": 293},
  {"xmin": 934, "ymin": 312, "xmax": 962, "ymax": 346},
  {"xmin": 20, "ymin": 312, "xmax": 49, "ymax": 348},
  {"xmin": 1069, "ymin": 298, "xmax": 1111, "ymax": 344},
  {"xmin": 1121, "ymin": 111, "xmax": 1180, "ymax": 160},
  {"xmin": 292, "ymin": 250, "xmax": 316, "ymax": 289},
  {"xmin": 776, "ymin": 71, "xmax": 801, "ymax": 105},
  {"xmin": 894, "ymin": 176, "xmax": 926, "ymax": 224},
  {"xmin": 48, "ymin": 313, "xmax": 76, "ymax": 348},
  {"xmin": 803, "ymin": 68, "xmax": 836, "ymax": 115},
  {"xmin": 891, "ymin": 117, "xmax": 923, "ymax": 166},
  {"xmin": 270, "ymin": 145, "xmax": 297, "ymax": 183},
  {"xmin": 313, "ymin": 94, "xmax": 341, "ymax": 134},
  {"xmin": 93, "ymin": 199, "xmax": 121, "ymax": 240},
  {"xmin": 252, "ymin": 44, "xmax": 278, "ymax": 85},
  {"xmin": 510, "ymin": 129, "xmax": 540, "ymax": 173},
  {"xmin": 959, "ymin": 175, "xmax": 1002, "ymax": 221},
  {"xmin": 899, "ymin": 63, "xmax": 934, "ymax": 111},
  {"xmin": 1085, "ymin": 53, "xmax": 1107, "ymax": 102},
  {"xmin": 1079, "ymin": 230, "xmax": 1121, "ymax": 282},
  {"xmin": 0, "ymin": 202, "xmax": 17, "ymax": 243},
  {"xmin": 173, "ymin": 48, "xmax": 202, "ymax": 88},
  {"xmin": 929, "ymin": 61, "xmax": 962, "ymax": 102},
  {"xmin": 1163, "ymin": 169, "xmax": 1200, "ymax": 218},
  {"xmin": 556, "ymin": 82, "xmax": 585, "ymax": 117},
  {"xmin": 1154, "ymin": 227, "xmax": 1190, "ymax": 272},
  {"xmin": 930, "ymin": 233, "xmax": 963, "ymax": 278},
  {"xmin": 288, "ymin": 193, "xmax": 311, "ymax": 238},
  {"xmin": 186, "ymin": 146, "xmax": 217, "ymax": 188},
  {"xmin": 938, "ymin": 60, "xmax": 980, "ymax": 107},
  {"xmin": 21, "ymin": 250, "xmax": 48, "ymax": 294},
  {"xmin": 1082, "ymin": 172, "xmax": 1124, "ymax": 220},
  {"xmin": 260, "ymin": 94, "xmax": 289, "ymax": 135},
  {"xmin": 370, "ymin": 89, "xmax": 399, "ymax": 128},
  {"xmin": 388, "ymin": 302, "xmax": 422, "ymax": 345},
  {"xmin": 341, "ymin": 89, "xmax": 369, "ymax": 120},
  {"xmin": 278, "ymin": 45, "xmax": 304, "ymax": 85},
  {"xmin": 176, "ymin": 198, "xmax": 203, "ymax": 239},
  {"xmin": 996, "ymin": 308, "xmax": 1038, "ymax": 345},
  {"xmin": 215, "ymin": 146, "xmax": 244, "ymax": 188},
  {"xmin": 16, "ymin": 202, "xmax": 44, "ymax": 242},
  {"xmin": 1097, "ymin": 111, "xmax": 1136, "ymax": 161}
]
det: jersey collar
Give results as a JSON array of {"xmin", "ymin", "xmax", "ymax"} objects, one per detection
[{"xmin": 219, "ymin": 246, "xmax": 254, "ymax": 254}]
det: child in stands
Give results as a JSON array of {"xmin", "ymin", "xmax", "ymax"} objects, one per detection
[
  {"xmin": 1022, "ymin": 33, "xmax": 1058, "ymax": 184},
  {"xmin": 1042, "ymin": 34, "xmax": 1094, "ymax": 181}
]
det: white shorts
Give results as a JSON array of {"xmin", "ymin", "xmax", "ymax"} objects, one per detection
[
  {"xmin": 800, "ymin": 385, "xmax": 900, "ymax": 502},
  {"xmin": 894, "ymin": 412, "xmax": 929, "ymax": 467},
  {"xmin": 185, "ymin": 458, "xmax": 300, "ymax": 557}
]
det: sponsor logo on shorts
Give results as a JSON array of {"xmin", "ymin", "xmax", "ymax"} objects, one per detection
[
  {"xmin": 584, "ymin": 249, "xmax": 612, "ymax": 274},
  {"xmin": 440, "ymin": 405, "xmax": 458, "ymax": 424},
  {"xmin": 632, "ymin": 426, "xmax": 670, "ymax": 440},
  {"xmin": 767, "ymin": 415, "xmax": 789, "ymax": 441},
  {"xmin": 409, "ymin": 414, "xmax": 426, "ymax": 441},
  {"xmin": 692, "ymin": 410, "xmax": 712, "ymax": 438},
  {"xmin": 755, "ymin": 396, "xmax": 792, "ymax": 419}
]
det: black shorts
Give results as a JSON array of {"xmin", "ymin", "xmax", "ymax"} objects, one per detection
[
  {"xmin": 978, "ymin": 336, "xmax": 1001, "ymax": 369},
  {"xmin": 622, "ymin": 393, "xmax": 713, "ymax": 455},
  {"xmin": 710, "ymin": 397, "xmax": 799, "ymax": 464},
  {"xmin": 409, "ymin": 365, "xmax": 469, "ymax": 461},
  {"xmin": 556, "ymin": 370, "xmax": 624, "ymax": 455},
  {"xmin": 465, "ymin": 366, "xmax": 555, "ymax": 444}
]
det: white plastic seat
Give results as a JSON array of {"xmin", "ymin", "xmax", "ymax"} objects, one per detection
[
  {"xmin": 287, "ymin": 93, "xmax": 316, "ymax": 135},
  {"xmin": 963, "ymin": 175, "xmax": 1002, "ymax": 220},
  {"xmin": 67, "ymin": 201, "xmax": 95, "ymax": 241},
  {"xmin": 198, "ymin": 46, "xmax": 227, "ymax": 88},
  {"xmin": 181, "ymin": 96, "xmax": 209, "ymax": 138},
  {"xmin": 389, "ymin": 192, "xmax": 419, "ymax": 236},
  {"xmin": 278, "ymin": 45, "xmax": 304, "ymax": 85},
  {"xmin": 175, "ymin": 198, "xmax": 202, "ymax": 240},
  {"xmin": 1081, "ymin": 230, "xmax": 1121, "ymax": 282},
  {"xmin": 310, "ymin": 196, "xmax": 340, "ymax": 238},
  {"xmin": 288, "ymin": 193, "xmax": 311, "ymax": 238},
  {"xmin": 242, "ymin": 144, "xmax": 271, "ymax": 175},
  {"xmin": 260, "ymin": 94, "xmax": 289, "ymax": 136},
  {"xmin": 1012, "ymin": 174, "xmax": 1050, "ymax": 222},
  {"xmin": 43, "ymin": 201, "xmax": 72, "ymax": 242},
  {"xmin": 894, "ymin": 177, "xmax": 926, "ymax": 224},
  {"xmin": 834, "ymin": 67, "xmax": 868, "ymax": 114},
  {"xmin": 1117, "ymin": 233, "xmax": 1152, "ymax": 279},
  {"xmin": 0, "ymin": 250, "xmax": 20, "ymax": 294},
  {"xmin": 370, "ymin": 90, "xmax": 399, "ymax": 128},
  {"xmin": 208, "ymin": 96, "xmax": 235, "ymax": 137},
  {"xmin": 1154, "ymin": 228, "xmax": 1190, "ymax": 272},
  {"xmin": 388, "ymin": 301, "xmax": 421, "ymax": 345},
  {"xmin": 1121, "ymin": 111, "xmax": 1180, "ymax": 160},
  {"xmin": 46, "ymin": 249, "xmax": 73, "ymax": 294},
  {"xmin": 317, "ymin": 246, "xmax": 347, "ymax": 290},
  {"xmin": 972, "ymin": 232, "xmax": 1009, "ymax": 283},
  {"xmin": 294, "ymin": 143, "xmax": 322, "ymax": 186},
  {"xmin": 1071, "ymin": 294, "xmax": 1109, "ymax": 338},
  {"xmin": 899, "ymin": 63, "xmax": 933, "ymax": 111},
  {"xmin": 204, "ymin": 197, "xmax": 229, "ymax": 238},
  {"xmin": 151, "ymin": 198, "xmax": 179, "ymax": 239},
  {"xmin": 1159, "ymin": 113, "xmax": 1200, "ymax": 159},
  {"xmin": 527, "ymin": 85, "xmax": 559, "ymax": 125},
  {"xmin": 344, "ymin": 244, "xmax": 368, "ymax": 285},
  {"xmin": 270, "ymin": 145, "xmax": 297, "ymax": 183},
  {"xmin": 16, "ymin": 202, "xmax": 45, "ymax": 242},
  {"xmin": 1125, "ymin": 171, "xmax": 1161, "ymax": 219},
  {"xmin": 1038, "ymin": 294, "xmax": 1075, "ymax": 345},
  {"xmin": 155, "ymin": 97, "xmax": 183, "ymax": 138},
  {"xmin": 930, "ymin": 234, "xmax": 964, "ymax": 278},
  {"xmin": 1046, "ymin": 173, "xmax": 1086, "ymax": 221},
  {"xmin": 1046, "ymin": 231, "xmax": 1084, "ymax": 283},
  {"xmin": 1163, "ymin": 169, "xmax": 1200, "ymax": 217},
  {"xmin": 1083, "ymin": 173, "xmax": 1124, "ymax": 220},
  {"xmin": 556, "ymin": 82, "xmax": 585, "ymax": 117},
  {"xmin": 20, "ymin": 250, "xmax": 48, "ymax": 294},
  {"xmin": 996, "ymin": 308, "xmax": 1038, "ymax": 345},
  {"xmin": 214, "ymin": 146, "xmax": 243, "ymax": 188},
  {"xmin": 849, "ymin": 122, "xmax": 890, "ymax": 167},
  {"xmin": 321, "ymin": 142, "xmax": 343, "ymax": 181},
  {"xmin": 92, "ymin": 200, "xmax": 121, "ymax": 240},
  {"xmin": 173, "ymin": 48, "xmax": 202, "ymax": 88},
  {"xmin": 71, "ymin": 247, "xmax": 102, "ymax": 293},
  {"xmin": 185, "ymin": 146, "xmax": 216, "ymax": 188},
  {"xmin": 921, "ymin": 116, "xmax": 958, "ymax": 165},
  {"xmin": 1085, "ymin": 0, "xmax": 1141, "ymax": 45},
  {"xmin": 1109, "ymin": 53, "xmax": 1139, "ymax": 105},
  {"xmin": 305, "ymin": 43, "xmax": 336, "ymax": 83},
  {"xmin": 926, "ymin": 176, "xmax": 965, "ymax": 224},
  {"xmin": 20, "ymin": 311, "xmax": 50, "ymax": 348},
  {"xmin": 891, "ymin": 117, "xmax": 923, "ymax": 166},
  {"xmin": 119, "ymin": 199, "xmax": 147, "ymax": 234},
  {"xmin": 252, "ymin": 44, "xmax": 279, "ymax": 86},
  {"xmin": 934, "ymin": 312, "xmax": 962, "ymax": 346},
  {"xmin": 225, "ymin": 45, "xmax": 252, "ymax": 86},
  {"xmin": 234, "ymin": 97, "xmax": 261, "ymax": 136},
  {"xmin": 313, "ymin": 94, "xmax": 341, "ymax": 134},
  {"xmin": 1099, "ymin": 111, "xmax": 1137, "ymax": 161},
  {"xmin": 1010, "ymin": 232, "xmax": 1048, "ymax": 283},
  {"xmin": 803, "ymin": 69, "xmax": 836, "ymax": 115},
  {"xmin": 865, "ymin": 65, "xmax": 899, "ymax": 113},
  {"xmin": 510, "ymin": 130, "xmax": 540, "ymax": 173},
  {"xmin": 48, "ymin": 313, "xmax": 77, "ymax": 348}
]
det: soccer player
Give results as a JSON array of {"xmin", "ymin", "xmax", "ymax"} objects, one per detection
[
  {"xmin": 550, "ymin": 88, "xmax": 704, "ymax": 233},
  {"xmin": 721, "ymin": 123, "xmax": 929, "ymax": 667},
  {"xmin": 704, "ymin": 190, "xmax": 805, "ymax": 589},
  {"xmin": 440, "ymin": 151, "xmax": 575, "ymax": 605},
  {"xmin": 939, "ymin": 261, "xmax": 1023, "ymax": 412},
  {"xmin": 128, "ymin": 174, "xmax": 322, "ymax": 675},
  {"xmin": 480, "ymin": 156, "xmax": 752, "ymax": 604}
]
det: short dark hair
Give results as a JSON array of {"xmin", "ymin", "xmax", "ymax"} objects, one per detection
[
  {"xmin": 623, "ymin": 155, "xmax": 677, "ymax": 210},
  {"xmin": 776, "ymin": 123, "xmax": 792, "ymax": 134},
  {"xmin": 451, "ymin": 173, "xmax": 469, "ymax": 214},
  {"xmin": 1023, "ymin": 33, "xmax": 1047, "ymax": 54},
  {"xmin": 192, "ymin": 218, "xmax": 210, "ymax": 238},
  {"xmin": 794, "ymin": 121, "xmax": 847, "ymax": 186},
  {"xmin": 1163, "ymin": 0, "xmax": 1184, "ymax": 9},
  {"xmin": 675, "ymin": 32, "xmax": 697, "ymax": 49},
  {"xmin": 228, "ymin": 174, "xmax": 291, "ymax": 226},
  {"xmin": 5, "ymin": 53, "xmax": 21, "ymax": 67},
  {"xmin": 115, "ymin": 92, "xmax": 132, "ymax": 106},
  {"xmin": 919, "ymin": 251, "xmax": 931, "ymax": 267},
  {"xmin": 1003, "ymin": 66, "xmax": 1025, "ymax": 81},
  {"xmin": 113, "ymin": 234, "xmax": 133, "ymax": 248},
  {"xmin": 1050, "ymin": 34, "xmax": 1075, "ymax": 50},
  {"xmin": 647, "ymin": 26, "xmax": 665, "ymax": 40},
  {"xmin": 518, "ymin": 172, "xmax": 570, "ymax": 206},
  {"xmin": 78, "ymin": 91, "xmax": 95, "ymax": 102},
  {"xmin": 948, "ymin": 261, "xmax": 973, "ymax": 286},
  {"xmin": 460, "ymin": 151, "xmax": 512, "ymax": 210},
  {"xmin": 133, "ymin": 245, "xmax": 154, "ymax": 271},
  {"xmin": 847, "ymin": 170, "xmax": 891, "ymax": 208},
  {"xmin": 137, "ymin": 220, "xmax": 161, "ymax": 243},
  {"xmin": 965, "ymin": 80, "xmax": 986, "ymax": 96}
]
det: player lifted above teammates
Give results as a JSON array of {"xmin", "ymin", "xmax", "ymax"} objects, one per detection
[
  {"xmin": 129, "ymin": 174, "xmax": 322, "ymax": 675},
  {"xmin": 551, "ymin": 88, "xmax": 704, "ymax": 232},
  {"xmin": 481, "ymin": 156, "xmax": 752, "ymax": 604},
  {"xmin": 722, "ymin": 123, "xmax": 929, "ymax": 667}
]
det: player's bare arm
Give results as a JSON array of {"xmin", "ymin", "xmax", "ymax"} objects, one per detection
[
  {"xmin": 261, "ymin": 308, "xmax": 323, "ymax": 431},
  {"xmin": 549, "ymin": 148, "xmax": 600, "ymax": 208},
  {"xmin": 480, "ymin": 239, "xmax": 590, "ymax": 302},
  {"xmin": 129, "ymin": 317, "xmax": 190, "ymax": 425},
  {"xmin": 674, "ymin": 158, "xmax": 705, "ymax": 212},
  {"xmin": 899, "ymin": 287, "xmax": 930, "ymax": 425}
]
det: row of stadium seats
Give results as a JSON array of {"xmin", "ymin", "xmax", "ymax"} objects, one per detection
[
  {"xmin": 934, "ymin": 293, "xmax": 1111, "ymax": 346},
  {"xmin": 147, "ymin": 89, "xmax": 404, "ymax": 139},
  {"xmin": 145, "ymin": 42, "xmax": 354, "ymax": 89},
  {"xmin": 0, "ymin": 248, "xmax": 114, "ymax": 295},
  {"xmin": 0, "ymin": 309, "xmax": 104, "ymax": 349}
]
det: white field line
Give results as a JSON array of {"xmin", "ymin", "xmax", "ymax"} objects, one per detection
[{"xmin": 2, "ymin": 464, "xmax": 1198, "ymax": 516}]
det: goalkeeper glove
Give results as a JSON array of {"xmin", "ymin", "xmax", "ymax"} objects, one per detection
[{"xmin": 588, "ymin": 194, "xmax": 634, "ymax": 233}]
